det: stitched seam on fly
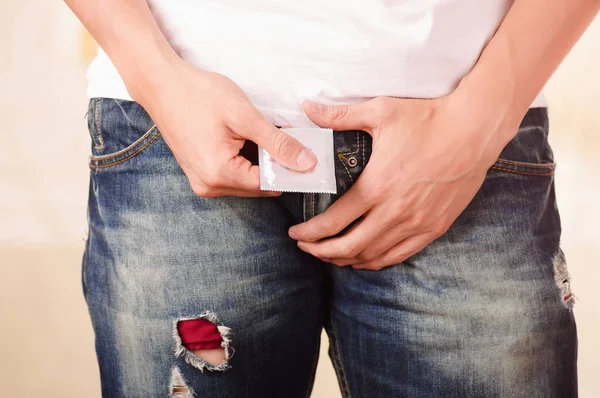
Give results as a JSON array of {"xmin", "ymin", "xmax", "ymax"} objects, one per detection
[
  {"xmin": 361, "ymin": 130, "xmax": 365, "ymax": 169},
  {"xmin": 89, "ymin": 131, "xmax": 160, "ymax": 169},
  {"xmin": 312, "ymin": 193, "xmax": 316, "ymax": 219},
  {"xmin": 90, "ymin": 125, "xmax": 158, "ymax": 160},
  {"xmin": 495, "ymin": 158, "xmax": 555, "ymax": 169},
  {"xmin": 303, "ymin": 193, "xmax": 307, "ymax": 222},
  {"xmin": 490, "ymin": 166, "xmax": 554, "ymax": 176}
]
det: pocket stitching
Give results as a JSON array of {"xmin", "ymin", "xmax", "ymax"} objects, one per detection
[
  {"xmin": 89, "ymin": 125, "xmax": 160, "ymax": 169},
  {"xmin": 491, "ymin": 158, "xmax": 556, "ymax": 176},
  {"xmin": 495, "ymin": 158, "xmax": 555, "ymax": 169},
  {"xmin": 489, "ymin": 165, "xmax": 554, "ymax": 177}
]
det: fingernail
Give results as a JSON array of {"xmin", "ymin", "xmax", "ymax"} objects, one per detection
[
  {"xmin": 305, "ymin": 100, "xmax": 322, "ymax": 114},
  {"xmin": 352, "ymin": 264, "xmax": 365, "ymax": 269},
  {"xmin": 296, "ymin": 149, "xmax": 317, "ymax": 170},
  {"xmin": 288, "ymin": 229, "xmax": 299, "ymax": 240}
]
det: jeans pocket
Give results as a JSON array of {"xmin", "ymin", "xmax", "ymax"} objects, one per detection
[
  {"xmin": 86, "ymin": 98, "xmax": 161, "ymax": 169},
  {"xmin": 490, "ymin": 107, "xmax": 556, "ymax": 177},
  {"xmin": 490, "ymin": 158, "xmax": 556, "ymax": 176}
]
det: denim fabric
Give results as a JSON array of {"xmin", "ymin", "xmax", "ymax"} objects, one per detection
[{"xmin": 82, "ymin": 98, "xmax": 577, "ymax": 398}]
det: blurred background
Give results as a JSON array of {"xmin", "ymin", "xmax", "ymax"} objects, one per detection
[{"xmin": 0, "ymin": 1, "xmax": 598, "ymax": 397}]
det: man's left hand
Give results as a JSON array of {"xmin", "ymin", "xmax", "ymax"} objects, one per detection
[{"xmin": 288, "ymin": 95, "xmax": 514, "ymax": 270}]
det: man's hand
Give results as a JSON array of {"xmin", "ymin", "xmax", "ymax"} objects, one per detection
[
  {"xmin": 64, "ymin": 0, "xmax": 317, "ymax": 198},
  {"xmin": 139, "ymin": 61, "xmax": 317, "ymax": 197},
  {"xmin": 288, "ymin": 96, "xmax": 514, "ymax": 270}
]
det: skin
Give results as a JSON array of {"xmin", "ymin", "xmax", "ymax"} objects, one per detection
[
  {"xmin": 64, "ymin": 0, "xmax": 317, "ymax": 371},
  {"xmin": 63, "ymin": 0, "xmax": 599, "ymax": 269},
  {"xmin": 289, "ymin": 0, "xmax": 600, "ymax": 270},
  {"xmin": 65, "ymin": 0, "xmax": 318, "ymax": 200},
  {"xmin": 65, "ymin": 0, "xmax": 598, "ymax": 387}
]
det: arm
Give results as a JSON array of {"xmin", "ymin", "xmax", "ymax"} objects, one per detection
[
  {"xmin": 289, "ymin": 1, "xmax": 600, "ymax": 270},
  {"xmin": 64, "ymin": 0, "xmax": 178, "ymax": 103},
  {"xmin": 65, "ymin": 0, "xmax": 317, "ymax": 197},
  {"xmin": 456, "ymin": 0, "xmax": 600, "ymax": 145}
]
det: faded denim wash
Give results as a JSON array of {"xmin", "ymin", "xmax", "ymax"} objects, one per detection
[{"xmin": 82, "ymin": 98, "xmax": 577, "ymax": 397}]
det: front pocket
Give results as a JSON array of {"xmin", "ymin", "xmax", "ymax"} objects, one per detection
[
  {"xmin": 489, "ymin": 108, "xmax": 556, "ymax": 177},
  {"xmin": 89, "ymin": 125, "xmax": 161, "ymax": 169},
  {"xmin": 490, "ymin": 158, "xmax": 556, "ymax": 176},
  {"xmin": 86, "ymin": 98, "xmax": 160, "ymax": 169}
]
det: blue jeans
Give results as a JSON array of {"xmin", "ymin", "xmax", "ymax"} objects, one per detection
[{"xmin": 82, "ymin": 98, "xmax": 577, "ymax": 397}]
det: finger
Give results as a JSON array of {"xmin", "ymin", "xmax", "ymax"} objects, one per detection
[
  {"xmin": 351, "ymin": 233, "xmax": 432, "ymax": 270},
  {"xmin": 209, "ymin": 188, "xmax": 281, "ymax": 198},
  {"xmin": 288, "ymin": 179, "xmax": 372, "ymax": 242},
  {"xmin": 331, "ymin": 216, "xmax": 419, "ymax": 265},
  {"xmin": 198, "ymin": 155, "xmax": 280, "ymax": 197},
  {"xmin": 296, "ymin": 205, "xmax": 399, "ymax": 261},
  {"xmin": 230, "ymin": 108, "xmax": 317, "ymax": 172},
  {"xmin": 302, "ymin": 99, "xmax": 374, "ymax": 132},
  {"xmin": 191, "ymin": 182, "xmax": 281, "ymax": 198}
]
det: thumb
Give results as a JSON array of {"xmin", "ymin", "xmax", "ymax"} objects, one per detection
[
  {"xmin": 229, "ymin": 106, "xmax": 318, "ymax": 172},
  {"xmin": 303, "ymin": 99, "xmax": 371, "ymax": 131},
  {"xmin": 251, "ymin": 124, "xmax": 318, "ymax": 172}
]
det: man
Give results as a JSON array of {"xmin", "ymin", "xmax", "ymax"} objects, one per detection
[{"xmin": 65, "ymin": 0, "xmax": 598, "ymax": 396}]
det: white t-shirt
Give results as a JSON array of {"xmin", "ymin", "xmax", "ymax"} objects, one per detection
[{"xmin": 86, "ymin": 0, "xmax": 546, "ymax": 128}]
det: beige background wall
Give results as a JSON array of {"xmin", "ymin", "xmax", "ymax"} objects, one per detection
[{"xmin": 0, "ymin": 1, "xmax": 598, "ymax": 397}]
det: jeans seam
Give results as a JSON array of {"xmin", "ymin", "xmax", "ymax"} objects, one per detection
[
  {"xmin": 328, "ymin": 320, "xmax": 351, "ymax": 397},
  {"xmin": 93, "ymin": 98, "xmax": 104, "ymax": 150},
  {"xmin": 489, "ymin": 165, "xmax": 555, "ymax": 177},
  {"xmin": 304, "ymin": 327, "xmax": 324, "ymax": 398},
  {"xmin": 495, "ymin": 158, "xmax": 555, "ymax": 169},
  {"xmin": 303, "ymin": 193, "xmax": 307, "ymax": 222},
  {"xmin": 361, "ymin": 131, "xmax": 365, "ymax": 169}
]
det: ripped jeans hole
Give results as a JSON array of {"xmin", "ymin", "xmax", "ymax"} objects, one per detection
[
  {"xmin": 173, "ymin": 311, "xmax": 233, "ymax": 372},
  {"xmin": 553, "ymin": 250, "xmax": 576, "ymax": 309},
  {"xmin": 170, "ymin": 366, "xmax": 194, "ymax": 398}
]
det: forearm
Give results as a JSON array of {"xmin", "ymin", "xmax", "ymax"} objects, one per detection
[
  {"xmin": 64, "ymin": 0, "xmax": 182, "ymax": 102},
  {"xmin": 454, "ymin": 0, "xmax": 600, "ymax": 140}
]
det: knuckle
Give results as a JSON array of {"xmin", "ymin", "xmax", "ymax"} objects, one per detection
[
  {"xmin": 359, "ymin": 249, "xmax": 378, "ymax": 262},
  {"xmin": 339, "ymin": 242, "xmax": 359, "ymax": 258},
  {"xmin": 330, "ymin": 259, "xmax": 347, "ymax": 267},
  {"xmin": 411, "ymin": 211, "xmax": 427, "ymax": 229},
  {"xmin": 388, "ymin": 208, "xmax": 406, "ymax": 225},
  {"xmin": 371, "ymin": 97, "xmax": 393, "ymax": 119},
  {"xmin": 191, "ymin": 183, "xmax": 214, "ymax": 198},
  {"xmin": 330, "ymin": 105, "xmax": 349, "ymax": 121},
  {"xmin": 202, "ymin": 164, "xmax": 229, "ymax": 188},
  {"xmin": 364, "ymin": 187, "xmax": 383, "ymax": 204},
  {"xmin": 201, "ymin": 172, "xmax": 221, "ymax": 188},
  {"xmin": 433, "ymin": 222, "xmax": 449, "ymax": 237},
  {"xmin": 322, "ymin": 217, "xmax": 342, "ymax": 235},
  {"xmin": 365, "ymin": 182, "xmax": 391, "ymax": 203}
]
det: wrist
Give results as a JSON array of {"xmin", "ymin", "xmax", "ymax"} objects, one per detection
[
  {"xmin": 450, "ymin": 68, "xmax": 525, "ymax": 148},
  {"xmin": 124, "ymin": 48, "xmax": 184, "ymax": 107}
]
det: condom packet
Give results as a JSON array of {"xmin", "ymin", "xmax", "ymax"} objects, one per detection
[{"xmin": 259, "ymin": 128, "xmax": 337, "ymax": 194}]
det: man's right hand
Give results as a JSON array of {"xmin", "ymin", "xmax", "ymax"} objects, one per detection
[
  {"xmin": 135, "ymin": 60, "xmax": 317, "ymax": 198},
  {"xmin": 65, "ymin": 0, "xmax": 315, "ymax": 197}
]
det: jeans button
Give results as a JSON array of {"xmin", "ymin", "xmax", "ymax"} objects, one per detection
[{"xmin": 347, "ymin": 156, "xmax": 358, "ymax": 167}]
